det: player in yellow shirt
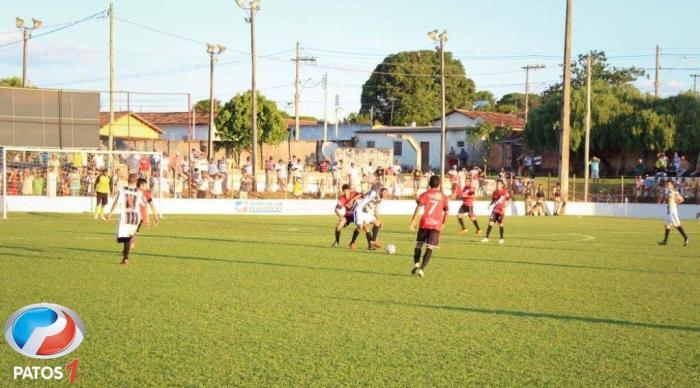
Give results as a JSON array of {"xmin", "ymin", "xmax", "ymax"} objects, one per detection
[{"xmin": 94, "ymin": 169, "xmax": 112, "ymax": 220}]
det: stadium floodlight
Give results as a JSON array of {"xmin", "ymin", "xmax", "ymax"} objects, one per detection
[
  {"xmin": 217, "ymin": 45, "xmax": 227, "ymax": 53},
  {"xmin": 15, "ymin": 17, "xmax": 25, "ymax": 28},
  {"xmin": 32, "ymin": 18, "xmax": 42, "ymax": 29},
  {"xmin": 438, "ymin": 31, "xmax": 448, "ymax": 41},
  {"xmin": 427, "ymin": 29, "xmax": 437, "ymax": 40}
]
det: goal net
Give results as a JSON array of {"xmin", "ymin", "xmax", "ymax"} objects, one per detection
[{"xmin": 1, "ymin": 147, "xmax": 164, "ymax": 219}]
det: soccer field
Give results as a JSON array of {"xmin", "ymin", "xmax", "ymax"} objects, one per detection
[{"xmin": 1, "ymin": 213, "xmax": 698, "ymax": 386}]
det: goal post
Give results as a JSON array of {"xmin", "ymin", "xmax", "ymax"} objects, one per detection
[{"xmin": 1, "ymin": 146, "xmax": 163, "ymax": 219}]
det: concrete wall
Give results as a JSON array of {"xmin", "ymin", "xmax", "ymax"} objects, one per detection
[{"xmin": 4, "ymin": 196, "xmax": 698, "ymax": 219}]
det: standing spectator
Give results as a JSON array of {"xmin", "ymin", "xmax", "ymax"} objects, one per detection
[
  {"xmin": 21, "ymin": 170, "xmax": 34, "ymax": 195},
  {"xmin": 391, "ymin": 160, "xmax": 403, "ymax": 176},
  {"xmin": 211, "ymin": 174, "xmax": 224, "ymax": 199},
  {"xmin": 459, "ymin": 147, "xmax": 468, "ymax": 169},
  {"xmin": 524, "ymin": 180, "xmax": 535, "ymax": 215},
  {"xmin": 634, "ymin": 159, "xmax": 646, "ymax": 178},
  {"xmin": 318, "ymin": 157, "xmax": 329, "ymax": 173},
  {"xmin": 32, "ymin": 170, "xmax": 44, "ymax": 196},
  {"xmin": 362, "ymin": 161, "xmax": 375, "ymax": 181},
  {"xmin": 589, "ymin": 156, "xmax": 601, "ymax": 183},
  {"xmin": 46, "ymin": 166, "xmax": 58, "ymax": 197},
  {"xmin": 243, "ymin": 156, "xmax": 253, "ymax": 176},
  {"xmin": 276, "ymin": 159, "xmax": 288, "ymax": 192},
  {"xmin": 239, "ymin": 174, "xmax": 252, "ymax": 199},
  {"xmin": 392, "ymin": 177, "xmax": 404, "ymax": 199},
  {"xmin": 448, "ymin": 165, "xmax": 459, "ymax": 198},
  {"xmin": 348, "ymin": 162, "xmax": 360, "ymax": 192},
  {"xmin": 69, "ymin": 168, "xmax": 81, "ymax": 196},
  {"xmin": 672, "ymin": 152, "xmax": 681, "ymax": 174},
  {"xmin": 655, "ymin": 153, "xmax": 667, "ymax": 176},
  {"xmin": 174, "ymin": 173, "xmax": 185, "ymax": 199},
  {"xmin": 208, "ymin": 159, "xmax": 219, "ymax": 177},
  {"xmin": 264, "ymin": 156, "xmax": 275, "ymax": 191},
  {"xmin": 331, "ymin": 161, "xmax": 341, "ymax": 194},
  {"xmin": 411, "ymin": 168, "xmax": 422, "ymax": 194},
  {"xmin": 524, "ymin": 153, "xmax": 533, "ymax": 177},
  {"xmin": 679, "ymin": 155, "xmax": 690, "ymax": 177},
  {"xmin": 552, "ymin": 182, "xmax": 564, "ymax": 215},
  {"xmin": 634, "ymin": 176, "xmax": 644, "ymax": 202},
  {"xmin": 533, "ymin": 183, "xmax": 548, "ymax": 216},
  {"xmin": 197, "ymin": 172, "xmax": 211, "ymax": 199}
]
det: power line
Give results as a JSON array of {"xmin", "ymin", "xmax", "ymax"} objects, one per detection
[{"xmin": 0, "ymin": 9, "xmax": 107, "ymax": 48}]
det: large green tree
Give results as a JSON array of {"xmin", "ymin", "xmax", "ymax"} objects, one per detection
[
  {"xmin": 214, "ymin": 91, "xmax": 287, "ymax": 165},
  {"xmin": 360, "ymin": 50, "xmax": 475, "ymax": 126},
  {"xmin": 496, "ymin": 92, "xmax": 540, "ymax": 113},
  {"xmin": 473, "ymin": 90, "xmax": 496, "ymax": 111}
]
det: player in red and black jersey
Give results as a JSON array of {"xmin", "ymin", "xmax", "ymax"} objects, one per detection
[
  {"xmin": 457, "ymin": 177, "xmax": 481, "ymax": 235},
  {"xmin": 332, "ymin": 184, "xmax": 361, "ymax": 247},
  {"xmin": 481, "ymin": 180, "xmax": 511, "ymax": 244},
  {"xmin": 409, "ymin": 175, "xmax": 449, "ymax": 277}
]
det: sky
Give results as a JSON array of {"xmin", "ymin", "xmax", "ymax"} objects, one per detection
[{"xmin": 0, "ymin": 0, "xmax": 698, "ymax": 120}]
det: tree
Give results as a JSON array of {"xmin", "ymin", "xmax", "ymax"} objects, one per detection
[
  {"xmin": 344, "ymin": 111, "xmax": 371, "ymax": 125},
  {"xmin": 359, "ymin": 50, "xmax": 475, "ymax": 126},
  {"xmin": 473, "ymin": 90, "xmax": 496, "ymax": 111},
  {"xmin": 214, "ymin": 91, "xmax": 287, "ymax": 165},
  {"xmin": 466, "ymin": 122, "xmax": 511, "ymax": 172},
  {"xmin": 1, "ymin": 76, "xmax": 22, "ymax": 87},
  {"xmin": 194, "ymin": 98, "xmax": 222, "ymax": 114},
  {"xmin": 496, "ymin": 92, "xmax": 540, "ymax": 113}
]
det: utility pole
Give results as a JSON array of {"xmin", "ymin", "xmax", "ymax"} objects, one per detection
[
  {"xmin": 584, "ymin": 53, "xmax": 593, "ymax": 202},
  {"xmin": 334, "ymin": 94, "xmax": 341, "ymax": 139},
  {"xmin": 388, "ymin": 97, "xmax": 397, "ymax": 125},
  {"xmin": 690, "ymin": 74, "xmax": 700, "ymax": 96},
  {"xmin": 655, "ymin": 45, "xmax": 661, "ymax": 98},
  {"xmin": 109, "ymin": 2, "xmax": 115, "ymax": 152},
  {"xmin": 15, "ymin": 17, "xmax": 41, "ymax": 87},
  {"xmin": 236, "ymin": 0, "xmax": 260, "ymax": 189},
  {"xmin": 206, "ymin": 44, "xmax": 226, "ymax": 161},
  {"xmin": 322, "ymin": 73, "xmax": 328, "ymax": 143},
  {"xmin": 522, "ymin": 64, "xmax": 545, "ymax": 124},
  {"xmin": 291, "ymin": 42, "xmax": 316, "ymax": 141},
  {"xmin": 428, "ymin": 29, "xmax": 448, "ymax": 191},
  {"xmin": 559, "ymin": 0, "xmax": 573, "ymax": 201}
]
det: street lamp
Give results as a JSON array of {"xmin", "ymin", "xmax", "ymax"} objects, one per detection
[
  {"xmin": 428, "ymin": 29, "xmax": 448, "ymax": 192},
  {"xmin": 206, "ymin": 43, "xmax": 226, "ymax": 161},
  {"xmin": 16, "ymin": 16, "xmax": 42, "ymax": 87},
  {"xmin": 235, "ymin": 0, "xmax": 260, "ymax": 190}
]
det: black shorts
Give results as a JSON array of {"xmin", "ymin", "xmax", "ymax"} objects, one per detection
[
  {"xmin": 416, "ymin": 228, "xmax": 441, "ymax": 247},
  {"xmin": 344, "ymin": 213, "xmax": 354, "ymax": 226},
  {"xmin": 96, "ymin": 192, "xmax": 109, "ymax": 206},
  {"xmin": 489, "ymin": 212, "xmax": 505, "ymax": 225},
  {"xmin": 458, "ymin": 204, "xmax": 474, "ymax": 216}
]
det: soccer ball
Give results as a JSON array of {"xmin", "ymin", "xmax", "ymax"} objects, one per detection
[{"xmin": 385, "ymin": 244, "xmax": 396, "ymax": 255}]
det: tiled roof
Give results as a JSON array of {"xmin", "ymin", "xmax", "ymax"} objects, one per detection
[
  {"xmin": 100, "ymin": 112, "xmax": 318, "ymax": 128},
  {"xmin": 98, "ymin": 112, "xmax": 163, "ymax": 133},
  {"xmin": 285, "ymin": 118, "xmax": 318, "ymax": 127}
]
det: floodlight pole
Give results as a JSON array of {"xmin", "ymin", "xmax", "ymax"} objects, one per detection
[
  {"xmin": 584, "ymin": 53, "xmax": 592, "ymax": 202},
  {"xmin": 207, "ymin": 44, "xmax": 225, "ymax": 161},
  {"xmin": 240, "ymin": 1, "xmax": 260, "ymax": 190},
  {"xmin": 16, "ymin": 17, "xmax": 42, "ymax": 87},
  {"xmin": 109, "ymin": 2, "xmax": 115, "ymax": 152},
  {"xmin": 522, "ymin": 64, "xmax": 545, "ymax": 124},
  {"xmin": 559, "ymin": 0, "xmax": 573, "ymax": 201},
  {"xmin": 428, "ymin": 29, "xmax": 448, "ymax": 192}
]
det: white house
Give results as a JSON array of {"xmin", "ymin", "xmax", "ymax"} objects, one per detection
[{"xmin": 354, "ymin": 110, "xmax": 524, "ymax": 171}]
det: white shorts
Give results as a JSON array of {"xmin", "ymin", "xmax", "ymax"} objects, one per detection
[
  {"xmin": 354, "ymin": 210, "xmax": 376, "ymax": 226},
  {"xmin": 117, "ymin": 222, "xmax": 139, "ymax": 239},
  {"xmin": 666, "ymin": 212, "xmax": 681, "ymax": 227}
]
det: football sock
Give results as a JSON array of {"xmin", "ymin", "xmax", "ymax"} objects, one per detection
[
  {"xmin": 365, "ymin": 232, "xmax": 373, "ymax": 247},
  {"xmin": 350, "ymin": 230, "xmax": 359, "ymax": 244},
  {"xmin": 499, "ymin": 226, "xmax": 504, "ymax": 239},
  {"xmin": 371, "ymin": 225, "xmax": 380, "ymax": 241},
  {"xmin": 413, "ymin": 248, "xmax": 421, "ymax": 264},
  {"xmin": 471, "ymin": 219, "xmax": 480, "ymax": 230},
  {"xmin": 457, "ymin": 217, "xmax": 466, "ymax": 229},
  {"xmin": 486, "ymin": 225, "xmax": 492, "ymax": 238},
  {"xmin": 662, "ymin": 228, "xmax": 670, "ymax": 243},
  {"xmin": 122, "ymin": 240, "xmax": 131, "ymax": 259},
  {"xmin": 95, "ymin": 205, "xmax": 102, "ymax": 216},
  {"xmin": 677, "ymin": 226, "xmax": 688, "ymax": 240},
  {"xmin": 334, "ymin": 230, "xmax": 341, "ymax": 243},
  {"xmin": 421, "ymin": 248, "xmax": 433, "ymax": 270}
]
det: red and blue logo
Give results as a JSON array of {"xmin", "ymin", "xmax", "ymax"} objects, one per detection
[{"xmin": 4, "ymin": 303, "xmax": 85, "ymax": 359}]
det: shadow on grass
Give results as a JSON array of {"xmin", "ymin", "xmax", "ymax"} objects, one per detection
[
  {"xmin": 54, "ymin": 246, "xmax": 407, "ymax": 278},
  {"xmin": 325, "ymin": 296, "xmax": 700, "ymax": 333}
]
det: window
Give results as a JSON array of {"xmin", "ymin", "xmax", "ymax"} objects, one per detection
[
  {"xmin": 393, "ymin": 141, "xmax": 402, "ymax": 156},
  {"xmin": 366, "ymin": 141, "xmax": 375, "ymax": 148},
  {"xmin": 457, "ymin": 141, "xmax": 465, "ymax": 148}
]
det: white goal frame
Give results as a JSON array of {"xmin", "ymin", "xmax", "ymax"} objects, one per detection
[{"xmin": 1, "ymin": 146, "xmax": 164, "ymax": 219}]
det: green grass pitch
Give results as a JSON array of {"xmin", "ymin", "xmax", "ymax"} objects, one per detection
[{"xmin": 0, "ymin": 213, "xmax": 698, "ymax": 386}]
